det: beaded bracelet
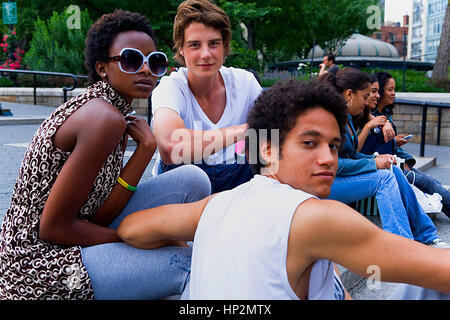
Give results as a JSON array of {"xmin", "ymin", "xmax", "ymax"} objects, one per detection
[{"xmin": 117, "ymin": 176, "xmax": 137, "ymax": 192}]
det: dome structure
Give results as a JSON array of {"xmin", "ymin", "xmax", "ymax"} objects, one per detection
[
  {"xmin": 268, "ymin": 33, "xmax": 434, "ymax": 73},
  {"xmin": 307, "ymin": 33, "xmax": 400, "ymax": 59}
]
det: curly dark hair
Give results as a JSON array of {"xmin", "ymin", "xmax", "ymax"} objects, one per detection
[
  {"xmin": 246, "ymin": 79, "xmax": 348, "ymax": 175},
  {"xmin": 84, "ymin": 9, "xmax": 157, "ymax": 83}
]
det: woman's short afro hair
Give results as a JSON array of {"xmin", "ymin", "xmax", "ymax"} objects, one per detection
[
  {"xmin": 246, "ymin": 79, "xmax": 348, "ymax": 175},
  {"xmin": 85, "ymin": 9, "xmax": 157, "ymax": 83}
]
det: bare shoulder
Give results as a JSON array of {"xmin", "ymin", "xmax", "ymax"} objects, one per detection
[
  {"xmin": 80, "ymin": 98, "xmax": 126, "ymax": 126},
  {"xmin": 70, "ymin": 98, "xmax": 126, "ymax": 137},
  {"xmin": 53, "ymin": 98, "xmax": 126, "ymax": 152},
  {"xmin": 290, "ymin": 197, "xmax": 378, "ymax": 253},
  {"xmin": 292, "ymin": 197, "xmax": 359, "ymax": 224}
]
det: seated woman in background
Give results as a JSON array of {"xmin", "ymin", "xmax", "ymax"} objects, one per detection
[
  {"xmin": 359, "ymin": 71, "xmax": 450, "ymax": 219},
  {"xmin": 353, "ymin": 73, "xmax": 396, "ymax": 152},
  {"xmin": 321, "ymin": 68, "xmax": 447, "ymax": 248},
  {"xmin": 0, "ymin": 10, "xmax": 211, "ymax": 300}
]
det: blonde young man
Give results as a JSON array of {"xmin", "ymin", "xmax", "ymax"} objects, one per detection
[{"xmin": 151, "ymin": 0, "xmax": 262, "ymax": 193}]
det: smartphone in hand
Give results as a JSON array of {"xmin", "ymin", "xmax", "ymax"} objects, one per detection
[{"xmin": 403, "ymin": 134, "xmax": 414, "ymax": 140}]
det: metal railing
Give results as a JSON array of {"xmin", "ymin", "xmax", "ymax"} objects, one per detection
[
  {"xmin": 0, "ymin": 69, "xmax": 87, "ymax": 104},
  {"xmin": 394, "ymin": 98, "xmax": 450, "ymax": 157}
]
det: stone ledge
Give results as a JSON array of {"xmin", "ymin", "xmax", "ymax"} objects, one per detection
[
  {"xmin": 396, "ymin": 92, "xmax": 450, "ymax": 104},
  {"xmin": 0, "ymin": 87, "xmax": 150, "ymax": 116}
]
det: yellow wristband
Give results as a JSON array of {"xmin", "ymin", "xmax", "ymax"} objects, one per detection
[{"xmin": 117, "ymin": 176, "xmax": 137, "ymax": 192}]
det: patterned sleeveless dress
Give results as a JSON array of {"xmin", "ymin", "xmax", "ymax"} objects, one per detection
[{"xmin": 0, "ymin": 81, "xmax": 133, "ymax": 299}]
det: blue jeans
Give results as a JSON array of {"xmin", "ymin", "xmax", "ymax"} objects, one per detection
[
  {"xmin": 81, "ymin": 165, "xmax": 211, "ymax": 300},
  {"xmin": 405, "ymin": 167, "xmax": 450, "ymax": 218},
  {"xmin": 328, "ymin": 166, "xmax": 439, "ymax": 244},
  {"xmin": 158, "ymin": 156, "xmax": 254, "ymax": 194},
  {"xmin": 388, "ymin": 284, "xmax": 450, "ymax": 300}
]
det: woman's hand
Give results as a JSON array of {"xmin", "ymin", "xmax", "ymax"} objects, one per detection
[
  {"xmin": 125, "ymin": 115, "xmax": 157, "ymax": 151},
  {"xmin": 395, "ymin": 134, "xmax": 408, "ymax": 147},
  {"xmin": 382, "ymin": 121, "xmax": 395, "ymax": 143},
  {"xmin": 375, "ymin": 154, "xmax": 396, "ymax": 170},
  {"xmin": 367, "ymin": 115, "xmax": 387, "ymax": 130}
]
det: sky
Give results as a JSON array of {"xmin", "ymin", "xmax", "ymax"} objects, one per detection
[{"xmin": 384, "ymin": 0, "xmax": 413, "ymax": 23}]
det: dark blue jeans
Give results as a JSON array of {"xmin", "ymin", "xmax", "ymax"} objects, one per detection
[{"xmin": 158, "ymin": 157, "xmax": 254, "ymax": 194}]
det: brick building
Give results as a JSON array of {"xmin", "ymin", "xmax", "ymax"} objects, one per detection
[{"xmin": 372, "ymin": 16, "xmax": 409, "ymax": 57}]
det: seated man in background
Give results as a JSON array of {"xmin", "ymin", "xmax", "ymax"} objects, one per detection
[
  {"xmin": 319, "ymin": 53, "xmax": 340, "ymax": 77},
  {"xmin": 118, "ymin": 79, "xmax": 450, "ymax": 300}
]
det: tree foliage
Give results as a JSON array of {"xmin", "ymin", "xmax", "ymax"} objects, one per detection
[
  {"xmin": 23, "ymin": 8, "xmax": 92, "ymax": 74},
  {"xmin": 252, "ymin": 0, "xmax": 378, "ymax": 61},
  {"xmin": 10, "ymin": 0, "xmax": 380, "ymax": 72}
]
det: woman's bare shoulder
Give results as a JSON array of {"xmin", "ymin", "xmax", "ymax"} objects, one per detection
[{"xmin": 71, "ymin": 98, "xmax": 126, "ymax": 134}]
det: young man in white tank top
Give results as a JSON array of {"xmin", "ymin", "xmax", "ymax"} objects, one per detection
[{"xmin": 117, "ymin": 80, "xmax": 450, "ymax": 300}]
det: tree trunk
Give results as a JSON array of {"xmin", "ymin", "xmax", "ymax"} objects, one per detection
[
  {"xmin": 432, "ymin": 4, "xmax": 450, "ymax": 80},
  {"xmin": 245, "ymin": 21, "xmax": 255, "ymax": 50}
]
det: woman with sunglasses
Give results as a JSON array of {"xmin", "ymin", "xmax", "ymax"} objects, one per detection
[
  {"xmin": 0, "ymin": 10, "xmax": 211, "ymax": 300},
  {"xmin": 151, "ymin": 0, "xmax": 263, "ymax": 193}
]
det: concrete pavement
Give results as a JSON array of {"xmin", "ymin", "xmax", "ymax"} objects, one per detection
[{"xmin": 0, "ymin": 101, "xmax": 449, "ymax": 300}]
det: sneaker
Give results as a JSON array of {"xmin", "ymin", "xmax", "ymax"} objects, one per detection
[{"xmin": 428, "ymin": 239, "xmax": 450, "ymax": 249}]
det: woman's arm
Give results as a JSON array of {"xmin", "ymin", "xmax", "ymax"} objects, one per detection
[
  {"xmin": 357, "ymin": 115, "xmax": 386, "ymax": 152},
  {"xmin": 90, "ymin": 115, "xmax": 157, "ymax": 226},
  {"xmin": 381, "ymin": 120, "xmax": 395, "ymax": 143},
  {"xmin": 153, "ymin": 108, "xmax": 247, "ymax": 165},
  {"xmin": 39, "ymin": 100, "xmax": 128, "ymax": 246}
]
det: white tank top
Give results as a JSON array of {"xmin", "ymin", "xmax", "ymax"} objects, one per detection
[{"xmin": 189, "ymin": 175, "xmax": 338, "ymax": 300}]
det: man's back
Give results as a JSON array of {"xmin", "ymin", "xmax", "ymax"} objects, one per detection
[{"xmin": 189, "ymin": 175, "xmax": 337, "ymax": 300}]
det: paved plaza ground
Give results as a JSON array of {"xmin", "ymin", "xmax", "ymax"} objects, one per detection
[{"xmin": 0, "ymin": 101, "xmax": 449, "ymax": 300}]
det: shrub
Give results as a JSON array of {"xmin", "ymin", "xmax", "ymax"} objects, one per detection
[
  {"xmin": 365, "ymin": 68, "xmax": 447, "ymax": 93},
  {"xmin": 0, "ymin": 76, "xmax": 15, "ymax": 86},
  {"xmin": 24, "ymin": 8, "xmax": 92, "ymax": 75},
  {"xmin": 0, "ymin": 28, "xmax": 25, "ymax": 70},
  {"xmin": 224, "ymin": 40, "xmax": 259, "ymax": 71}
]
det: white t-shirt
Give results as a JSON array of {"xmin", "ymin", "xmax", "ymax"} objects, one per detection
[
  {"xmin": 189, "ymin": 175, "xmax": 339, "ymax": 300},
  {"xmin": 151, "ymin": 66, "xmax": 262, "ymax": 171}
]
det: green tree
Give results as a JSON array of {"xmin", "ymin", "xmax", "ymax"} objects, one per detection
[
  {"xmin": 15, "ymin": 0, "xmax": 381, "ymax": 74},
  {"xmin": 23, "ymin": 8, "xmax": 92, "ymax": 74},
  {"xmin": 254, "ymin": 0, "xmax": 378, "ymax": 61},
  {"xmin": 217, "ymin": 1, "xmax": 280, "ymax": 70},
  {"xmin": 214, "ymin": 0, "xmax": 377, "ymax": 68}
]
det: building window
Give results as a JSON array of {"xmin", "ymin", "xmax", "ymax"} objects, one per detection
[
  {"xmin": 427, "ymin": 39, "xmax": 440, "ymax": 54},
  {"xmin": 412, "ymin": 42, "xmax": 422, "ymax": 60},
  {"xmin": 413, "ymin": 0, "xmax": 423, "ymax": 23},
  {"xmin": 412, "ymin": 26, "xmax": 422, "ymax": 38},
  {"xmin": 428, "ymin": 20, "xmax": 443, "ymax": 35},
  {"xmin": 433, "ymin": 40, "xmax": 439, "ymax": 52},
  {"xmin": 389, "ymin": 33, "xmax": 396, "ymax": 44},
  {"xmin": 428, "ymin": 0, "xmax": 448, "ymax": 15}
]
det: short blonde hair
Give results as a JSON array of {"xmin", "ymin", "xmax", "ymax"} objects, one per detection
[{"xmin": 173, "ymin": 0, "xmax": 231, "ymax": 66}]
